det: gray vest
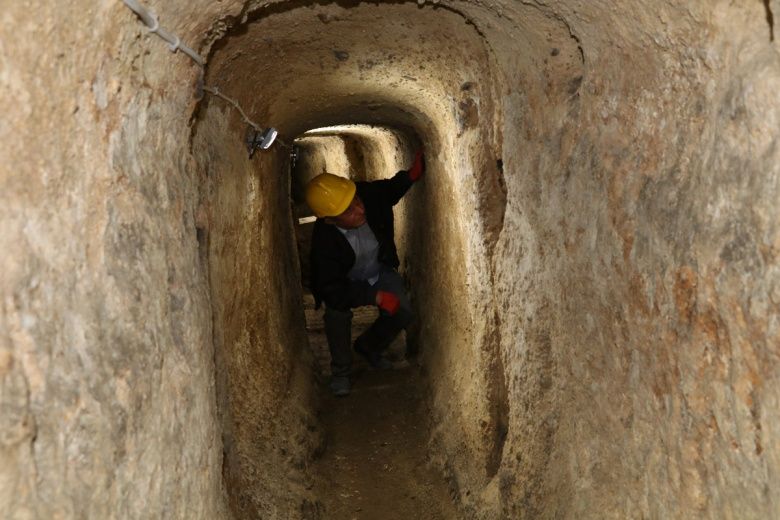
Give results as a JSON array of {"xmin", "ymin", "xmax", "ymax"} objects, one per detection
[{"xmin": 338, "ymin": 223, "xmax": 381, "ymax": 285}]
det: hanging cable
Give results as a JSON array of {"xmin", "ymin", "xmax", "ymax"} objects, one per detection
[
  {"xmin": 202, "ymin": 86, "xmax": 261, "ymax": 131},
  {"xmin": 121, "ymin": 0, "xmax": 204, "ymax": 66},
  {"xmin": 120, "ymin": 0, "xmax": 280, "ymax": 152}
]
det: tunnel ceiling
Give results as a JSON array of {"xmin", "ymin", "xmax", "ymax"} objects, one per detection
[{"xmin": 204, "ymin": 2, "xmax": 499, "ymax": 137}]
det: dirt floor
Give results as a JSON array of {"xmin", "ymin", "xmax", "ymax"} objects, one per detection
[{"xmin": 303, "ymin": 293, "xmax": 458, "ymax": 519}]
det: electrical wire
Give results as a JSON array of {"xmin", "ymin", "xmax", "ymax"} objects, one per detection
[
  {"xmin": 121, "ymin": 0, "xmax": 204, "ymax": 66},
  {"xmin": 121, "ymin": 0, "xmax": 284, "ymax": 149},
  {"xmin": 202, "ymin": 86, "xmax": 262, "ymax": 131}
]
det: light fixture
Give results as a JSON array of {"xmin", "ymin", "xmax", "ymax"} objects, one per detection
[{"xmin": 246, "ymin": 126, "xmax": 278, "ymax": 158}]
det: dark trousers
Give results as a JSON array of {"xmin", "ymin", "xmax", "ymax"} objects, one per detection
[{"xmin": 324, "ymin": 268, "xmax": 413, "ymax": 377}]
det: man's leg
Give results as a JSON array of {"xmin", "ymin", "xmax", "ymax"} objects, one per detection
[
  {"xmin": 324, "ymin": 306, "xmax": 353, "ymax": 395},
  {"xmin": 356, "ymin": 268, "xmax": 413, "ymax": 355}
]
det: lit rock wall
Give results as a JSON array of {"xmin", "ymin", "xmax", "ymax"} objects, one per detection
[
  {"xmin": 192, "ymin": 102, "xmax": 318, "ymax": 518},
  {"xmin": 0, "ymin": 1, "xmax": 238, "ymax": 517},
  {"xmin": 293, "ymin": 135, "xmax": 350, "ymax": 187},
  {"xmin": 1, "ymin": 0, "xmax": 318, "ymax": 518},
  {"xmin": 2, "ymin": 0, "xmax": 780, "ymax": 518},
  {"xmin": 477, "ymin": 1, "xmax": 780, "ymax": 518}
]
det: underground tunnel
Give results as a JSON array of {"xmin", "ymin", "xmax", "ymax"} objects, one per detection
[{"xmin": 2, "ymin": 0, "xmax": 780, "ymax": 518}]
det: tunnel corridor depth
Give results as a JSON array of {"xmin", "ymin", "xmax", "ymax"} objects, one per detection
[{"xmin": 2, "ymin": 1, "xmax": 780, "ymax": 519}]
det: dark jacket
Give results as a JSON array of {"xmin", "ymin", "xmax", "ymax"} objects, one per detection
[{"xmin": 310, "ymin": 170, "xmax": 414, "ymax": 311}]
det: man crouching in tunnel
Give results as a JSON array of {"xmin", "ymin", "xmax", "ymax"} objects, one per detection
[{"xmin": 305, "ymin": 150, "xmax": 424, "ymax": 396}]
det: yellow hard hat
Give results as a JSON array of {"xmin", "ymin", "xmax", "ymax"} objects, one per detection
[{"xmin": 305, "ymin": 173, "xmax": 356, "ymax": 217}]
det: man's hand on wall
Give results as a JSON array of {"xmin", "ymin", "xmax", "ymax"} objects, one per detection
[{"xmin": 408, "ymin": 149, "xmax": 425, "ymax": 181}]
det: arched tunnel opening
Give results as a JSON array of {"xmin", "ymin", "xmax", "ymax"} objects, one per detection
[{"xmin": 3, "ymin": 1, "xmax": 780, "ymax": 519}]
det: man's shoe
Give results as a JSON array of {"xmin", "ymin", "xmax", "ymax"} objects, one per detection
[
  {"xmin": 330, "ymin": 376, "xmax": 350, "ymax": 396},
  {"xmin": 354, "ymin": 342, "xmax": 393, "ymax": 370}
]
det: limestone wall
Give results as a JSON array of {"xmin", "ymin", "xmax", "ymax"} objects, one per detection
[
  {"xmin": 0, "ymin": 1, "xmax": 234, "ymax": 517},
  {"xmin": 2, "ymin": 0, "xmax": 779, "ymax": 519},
  {"xmin": 192, "ymin": 106, "xmax": 318, "ymax": 517},
  {"xmin": 475, "ymin": 1, "xmax": 780, "ymax": 518},
  {"xmin": 1, "ymin": 0, "xmax": 316, "ymax": 517}
]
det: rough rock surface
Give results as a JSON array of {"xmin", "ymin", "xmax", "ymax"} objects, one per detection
[{"xmin": 2, "ymin": 0, "xmax": 779, "ymax": 519}]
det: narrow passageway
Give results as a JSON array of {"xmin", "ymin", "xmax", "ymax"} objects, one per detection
[
  {"xmin": 291, "ymin": 124, "xmax": 456, "ymax": 517},
  {"xmin": 303, "ymin": 293, "xmax": 457, "ymax": 518},
  {"xmin": 3, "ymin": 1, "xmax": 780, "ymax": 519}
]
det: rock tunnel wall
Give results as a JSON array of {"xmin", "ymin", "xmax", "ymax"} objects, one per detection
[
  {"xmin": 478, "ymin": 3, "xmax": 780, "ymax": 518},
  {"xmin": 1, "ymin": 0, "xmax": 780, "ymax": 519},
  {"xmin": 0, "ymin": 2, "xmax": 231, "ymax": 517},
  {"xmin": 192, "ymin": 107, "xmax": 318, "ymax": 517}
]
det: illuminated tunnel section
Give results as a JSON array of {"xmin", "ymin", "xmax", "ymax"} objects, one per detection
[{"xmin": 2, "ymin": 1, "xmax": 779, "ymax": 519}]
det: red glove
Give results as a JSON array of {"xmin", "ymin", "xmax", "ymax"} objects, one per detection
[
  {"xmin": 408, "ymin": 149, "xmax": 425, "ymax": 181},
  {"xmin": 375, "ymin": 290, "xmax": 400, "ymax": 315}
]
